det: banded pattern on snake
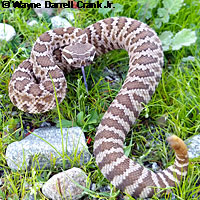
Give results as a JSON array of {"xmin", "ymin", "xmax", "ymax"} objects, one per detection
[{"xmin": 9, "ymin": 17, "xmax": 189, "ymax": 198}]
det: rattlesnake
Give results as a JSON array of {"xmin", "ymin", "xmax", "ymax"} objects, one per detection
[{"xmin": 9, "ymin": 17, "xmax": 189, "ymax": 198}]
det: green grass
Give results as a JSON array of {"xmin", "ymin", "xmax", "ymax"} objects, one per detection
[{"xmin": 0, "ymin": 0, "xmax": 200, "ymax": 199}]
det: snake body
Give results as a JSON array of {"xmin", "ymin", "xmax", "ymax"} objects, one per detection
[{"xmin": 9, "ymin": 17, "xmax": 189, "ymax": 198}]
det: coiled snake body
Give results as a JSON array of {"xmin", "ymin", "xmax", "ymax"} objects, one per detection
[{"xmin": 9, "ymin": 17, "xmax": 189, "ymax": 198}]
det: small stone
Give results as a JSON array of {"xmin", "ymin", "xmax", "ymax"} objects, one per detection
[
  {"xmin": 24, "ymin": 181, "xmax": 32, "ymax": 190},
  {"xmin": 182, "ymin": 56, "xmax": 195, "ymax": 62},
  {"xmin": 60, "ymin": 9, "xmax": 75, "ymax": 21},
  {"xmin": 40, "ymin": 121, "xmax": 51, "ymax": 127},
  {"xmin": 156, "ymin": 114, "xmax": 168, "ymax": 128},
  {"xmin": 51, "ymin": 16, "xmax": 72, "ymax": 29},
  {"xmin": 185, "ymin": 134, "xmax": 200, "ymax": 159},
  {"xmin": 151, "ymin": 162, "xmax": 159, "ymax": 172},
  {"xmin": 103, "ymin": 67, "xmax": 120, "ymax": 85},
  {"xmin": 6, "ymin": 127, "xmax": 91, "ymax": 170},
  {"xmin": 0, "ymin": 23, "xmax": 16, "ymax": 42},
  {"xmin": 0, "ymin": 178, "xmax": 3, "ymax": 186},
  {"xmin": 11, "ymin": 111, "xmax": 18, "ymax": 116},
  {"xmin": 31, "ymin": 0, "xmax": 53, "ymax": 17},
  {"xmin": 22, "ymin": 194, "xmax": 37, "ymax": 200},
  {"xmin": 99, "ymin": 185, "xmax": 110, "ymax": 193},
  {"xmin": 42, "ymin": 167, "xmax": 87, "ymax": 200},
  {"xmin": 90, "ymin": 183, "xmax": 96, "ymax": 191},
  {"xmin": 27, "ymin": 20, "xmax": 38, "ymax": 26}
]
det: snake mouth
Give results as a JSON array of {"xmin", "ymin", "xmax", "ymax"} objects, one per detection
[{"xmin": 61, "ymin": 42, "xmax": 96, "ymax": 93}]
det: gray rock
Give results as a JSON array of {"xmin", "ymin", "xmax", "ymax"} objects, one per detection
[
  {"xmin": 31, "ymin": 0, "xmax": 53, "ymax": 17},
  {"xmin": 156, "ymin": 114, "xmax": 168, "ymax": 128},
  {"xmin": 42, "ymin": 167, "xmax": 87, "ymax": 200},
  {"xmin": 51, "ymin": 16, "xmax": 72, "ymax": 29},
  {"xmin": 103, "ymin": 67, "xmax": 120, "ymax": 86},
  {"xmin": 22, "ymin": 180, "xmax": 43, "ymax": 200},
  {"xmin": 40, "ymin": 121, "xmax": 51, "ymax": 127},
  {"xmin": 6, "ymin": 127, "xmax": 91, "ymax": 170},
  {"xmin": 22, "ymin": 194, "xmax": 35, "ymax": 200},
  {"xmin": 182, "ymin": 56, "xmax": 195, "ymax": 62},
  {"xmin": 0, "ymin": 178, "xmax": 3, "ymax": 186},
  {"xmin": 27, "ymin": 20, "xmax": 38, "ymax": 26},
  {"xmin": 151, "ymin": 162, "xmax": 159, "ymax": 172},
  {"xmin": 60, "ymin": 9, "xmax": 75, "ymax": 22},
  {"xmin": 0, "ymin": 23, "xmax": 16, "ymax": 42},
  {"xmin": 185, "ymin": 134, "xmax": 200, "ymax": 159}
]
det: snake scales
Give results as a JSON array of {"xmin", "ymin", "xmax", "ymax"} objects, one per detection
[{"xmin": 9, "ymin": 17, "xmax": 189, "ymax": 198}]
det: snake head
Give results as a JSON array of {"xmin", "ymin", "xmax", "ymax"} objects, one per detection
[{"xmin": 61, "ymin": 43, "xmax": 96, "ymax": 69}]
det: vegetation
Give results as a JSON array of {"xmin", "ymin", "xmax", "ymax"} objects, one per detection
[{"xmin": 0, "ymin": 0, "xmax": 199, "ymax": 199}]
